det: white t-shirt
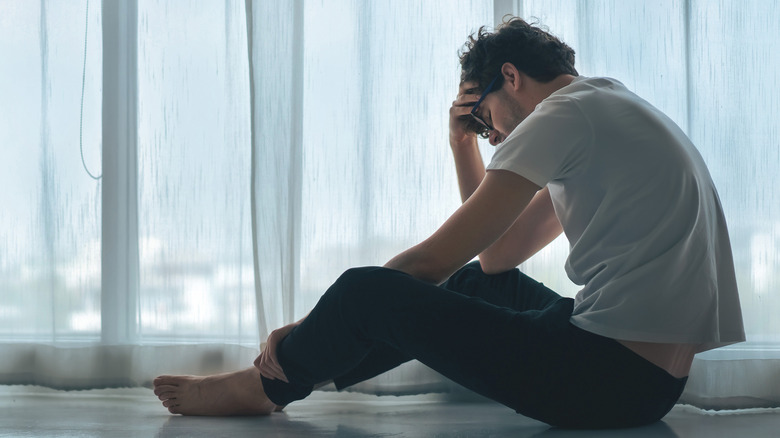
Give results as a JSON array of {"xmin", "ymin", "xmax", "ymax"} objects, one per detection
[{"xmin": 486, "ymin": 76, "xmax": 745, "ymax": 352}]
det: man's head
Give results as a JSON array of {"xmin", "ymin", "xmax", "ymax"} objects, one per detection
[{"xmin": 459, "ymin": 17, "xmax": 578, "ymax": 142}]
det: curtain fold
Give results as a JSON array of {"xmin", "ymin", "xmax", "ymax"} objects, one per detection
[
  {"xmin": 1, "ymin": 0, "xmax": 779, "ymax": 411},
  {"xmin": 1, "ymin": 0, "xmax": 258, "ymax": 387},
  {"xmin": 246, "ymin": 0, "xmax": 304, "ymax": 342},
  {"xmin": 682, "ymin": 347, "xmax": 780, "ymax": 409}
]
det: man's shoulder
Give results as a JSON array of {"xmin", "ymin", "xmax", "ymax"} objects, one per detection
[{"xmin": 550, "ymin": 76, "xmax": 628, "ymax": 99}]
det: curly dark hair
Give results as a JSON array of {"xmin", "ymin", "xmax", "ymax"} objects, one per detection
[{"xmin": 459, "ymin": 17, "xmax": 578, "ymax": 136}]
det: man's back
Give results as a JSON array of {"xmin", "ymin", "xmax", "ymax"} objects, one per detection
[{"xmin": 486, "ymin": 76, "xmax": 745, "ymax": 351}]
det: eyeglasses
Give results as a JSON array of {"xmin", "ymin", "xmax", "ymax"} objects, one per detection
[{"xmin": 470, "ymin": 74, "xmax": 501, "ymax": 133}]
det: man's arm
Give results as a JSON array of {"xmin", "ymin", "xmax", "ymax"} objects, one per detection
[
  {"xmin": 447, "ymin": 82, "xmax": 562, "ymax": 274},
  {"xmin": 449, "ymin": 82, "xmax": 486, "ymax": 202},
  {"xmin": 477, "ymin": 186, "xmax": 562, "ymax": 274},
  {"xmin": 384, "ymin": 169, "xmax": 539, "ymax": 284},
  {"xmin": 451, "ymin": 137, "xmax": 485, "ymax": 203}
]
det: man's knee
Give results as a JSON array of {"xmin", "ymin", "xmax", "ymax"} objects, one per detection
[
  {"xmin": 330, "ymin": 266, "xmax": 402, "ymax": 300},
  {"xmin": 334, "ymin": 266, "xmax": 386, "ymax": 287},
  {"xmin": 321, "ymin": 267, "xmax": 408, "ymax": 321},
  {"xmin": 445, "ymin": 260, "xmax": 505, "ymax": 287}
]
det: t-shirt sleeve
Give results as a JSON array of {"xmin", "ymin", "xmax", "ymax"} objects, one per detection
[{"xmin": 486, "ymin": 95, "xmax": 593, "ymax": 187}]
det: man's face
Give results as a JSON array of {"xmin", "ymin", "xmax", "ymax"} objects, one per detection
[{"xmin": 472, "ymin": 84, "xmax": 528, "ymax": 146}]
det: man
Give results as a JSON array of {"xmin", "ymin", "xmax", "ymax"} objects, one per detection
[{"xmin": 154, "ymin": 18, "xmax": 744, "ymax": 428}]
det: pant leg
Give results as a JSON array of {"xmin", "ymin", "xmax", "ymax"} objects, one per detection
[
  {"xmin": 330, "ymin": 261, "xmax": 562, "ymax": 389},
  {"xmin": 261, "ymin": 266, "xmax": 572, "ymax": 410},
  {"xmin": 442, "ymin": 261, "xmax": 562, "ymax": 310},
  {"xmin": 261, "ymin": 266, "xmax": 686, "ymax": 428}
]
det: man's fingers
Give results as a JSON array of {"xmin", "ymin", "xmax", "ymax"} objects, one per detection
[
  {"xmin": 459, "ymin": 80, "xmax": 480, "ymax": 94},
  {"xmin": 260, "ymin": 364, "xmax": 284, "ymax": 381},
  {"xmin": 257, "ymin": 355, "xmax": 283, "ymax": 380},
  {"xmin": 453, "ymin": 94, "xmax": 480, "ymax": 107},
  {"xmin": 264, "ymin": 353, "xmax": 282, "ymax": 374},
  {"xmin": 265, "ymin": 353, "xmax": 289, "ymax": 383},
  {"xmin": 450, "ymin": 102, "xmax": 477, "ymax": 120},
  {"xmin": 451, "ymin": 106, "xmax": 474, "ymax": 120},
  {"xmin": 255, "ymin": 323, "xmax": 297, "ymax": 383},
  {"xmin": 260, "ymin": 362, "xmax": 288, "ymax": 383},
  {"xmin": 255, "ymin": 348, "xmax": 289, "ymax": 383}
]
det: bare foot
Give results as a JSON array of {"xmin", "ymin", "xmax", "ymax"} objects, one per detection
[{"xmin": 153, "ymin": 367, "xmax": 278, "ymax": 416}]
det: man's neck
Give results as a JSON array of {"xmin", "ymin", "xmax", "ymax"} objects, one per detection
[{"xmin": 534, "ymin": 74, "xmax": 577, "ymax": 103}]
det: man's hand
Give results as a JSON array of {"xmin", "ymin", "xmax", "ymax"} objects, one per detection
[
  {"xmin": 254, "ymin": 322, "xmax": 298, "ymax": 383},
  {"xmin": 449, "ymin": 81, "xmax": 482, "ymax": 148},
  {"xmin": 385, "ymin": 169, "xmax": 539, "ymax": 284},
  {"xmin": 449, "ymin": 81, "xmax": 487, "ymax": 202}
]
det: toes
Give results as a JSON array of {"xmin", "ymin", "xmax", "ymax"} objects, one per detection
[
  {"xmin": 154, "ymin": 384, "xmax": 178, "ymax": 397},
  {"xmin": 154, "ymin": 375, "xmax": 187, "ymax": 415},
  {"xmin": 157, "ymin": 391, "xmax": 176, "ymax": 401},
  {"xmin": 165, "ymin": 399, "xmax": 182, "ymax": 415},
  {"xmin": 153, "ymin": 375, "xmax": 179, "ymax": 386}
]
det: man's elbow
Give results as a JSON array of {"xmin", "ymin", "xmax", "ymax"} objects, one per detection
[
  {"xmin": 386, "ymin": 249, "xmax": 452, "ymax": 285},
  {"xmin": 477, "ymin": 256, "xmax": 514, "ymax": 275}
]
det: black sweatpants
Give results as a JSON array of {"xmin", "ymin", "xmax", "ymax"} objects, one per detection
[{"xmin": 261, "ymin": 262, "xmax": 687, "ymax": 429}]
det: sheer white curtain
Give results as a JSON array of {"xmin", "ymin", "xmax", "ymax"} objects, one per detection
[
  {"xmin": 0, "ymin": 0, "xmax": 489, "ymax": 391},
  {"xmin": 0, "ymin": 0, "xmax": 259, "ymax": 388},
  {"xmin": 1, "ymin": 0, "xmax": 779, "ymax": 409}
]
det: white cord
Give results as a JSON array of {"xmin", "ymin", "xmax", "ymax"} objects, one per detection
[{"xmin": 80, "ymin": 0, "xmax": 101, "ymax": 180}]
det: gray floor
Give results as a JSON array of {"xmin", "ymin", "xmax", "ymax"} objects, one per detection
[{"xmin": 2, "ymin": 386, "xmax": 780, "ymax": 437}]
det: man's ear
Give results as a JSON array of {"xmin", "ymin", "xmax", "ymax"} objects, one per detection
[{"xmin": 500, "ymin": 62, "xmax": 522, "ymax": 91}]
